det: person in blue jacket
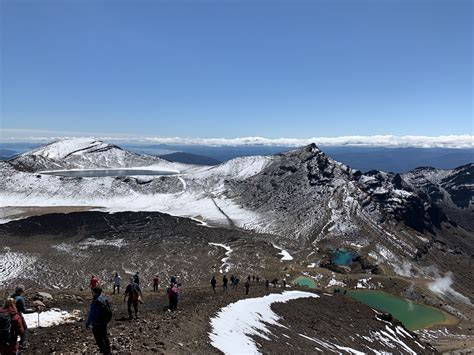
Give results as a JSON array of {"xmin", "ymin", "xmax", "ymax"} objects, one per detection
[{"xmin": 85, "ymin": 287, "xmax": 111, "ymax": 354}]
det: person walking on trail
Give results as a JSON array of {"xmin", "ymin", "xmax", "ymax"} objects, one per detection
[
  {"xmin": 211, "ymin": 276, "xmax": 217, "ymax": 293},
  {"xmin": 256, "ymin": 276, "xmax": 260, "ymax": 283},
  {"xmin": 265, "ymin": 279, "xmax": 270, "ymax": 290},
  {"xmin": 245, "ymin": 280, "xmax": 250, "ymax": 295},
  {"xmin": 124, "ymin": 278, "xmax": 142, "ymax": 320},
  {"xmin": 90, "ymin": 275, "xmax": 100, "ymax": 290},
  {"xmin": 153, "ymin": 275, "xmax": 160, "ymax": 292},
  {"xmin": 112, "ymin": 273, "xmax": 121, "ymax": 295},
  {"xmin": 86, "ymin": 287, "xmax": 112, "ymax": 355},
  {"xmin": 133, "ymin": 272, "xmax": 140, "ymax": 285},
  {"xmin": 234, "ymin": 277, "xmax": 239, "ymax": 289},
  {"xmin": 222, "ymin": 275, "xmax": 228, "ymax": 293},
  {"xmin": 11, "ymin": 286, "xmax": 34, "ymax": 350},
  {"xmin": 167, "ymin": 283, "xmax": 179, "ymax": 311},
  {"xmin": 0, "ymin": 298, "xmax": 24, "ymax": 355},
  {"xmin": 283, "ymin": 278, "xmax": 287, "ymax": 288},
  {"xmin": 247, "ymin": 275, "xmax": 251, "ymax": 283},
  {"xmin": 252, "ymin": 275, "xmax": 255, "ymax": 282}
]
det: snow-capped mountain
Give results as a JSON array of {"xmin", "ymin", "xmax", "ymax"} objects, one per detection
[
  {"xmin": 8, "ymin": 138, "xmax": 192, "ymax": 173},
  {"xmin": 1, "ymin": 139, "xmax": 472, "ymax": 288}
]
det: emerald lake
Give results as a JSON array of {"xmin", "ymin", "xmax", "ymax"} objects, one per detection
[{"xmin": 347, "ymin": 290, "xmax": 452, "ymax": 330}]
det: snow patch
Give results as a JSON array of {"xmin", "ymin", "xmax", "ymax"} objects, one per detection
[
  {"xmin": 0, "ymin": 249, "xmax": 37, "ymax": 285},
  {"xmin": 272, "ymin": 244, "xmax": 293, "ymax": 261},
  {"xmin": 209, "ymin": 243, "xmax": 232, "ymax": 273},
  {"xmin": 209, "ymin": 291, "xmax": 319, "ymax": 354},
  {"xmin": 23, "ymin": 309, "xmax": 81, "ymax": 329}
]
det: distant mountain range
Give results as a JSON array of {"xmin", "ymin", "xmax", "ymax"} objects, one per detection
[{"xmin": 0, "ymin": 141, "xmax": 472, "ymax": 172}]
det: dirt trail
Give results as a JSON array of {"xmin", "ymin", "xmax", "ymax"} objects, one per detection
[{"xmin": 26, "ymin": 284, "xmax": 282, "ymax": 354}]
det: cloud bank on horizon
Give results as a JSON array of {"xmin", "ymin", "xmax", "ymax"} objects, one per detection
[{"xmin": 0, "ymin": 129, "xmax": 472, "ymax": 149}]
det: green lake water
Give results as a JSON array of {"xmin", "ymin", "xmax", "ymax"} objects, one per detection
[
  {"xmin": 347, "ymin": 290, "xmax": 449, "ymax": 330},
  {"xmin": 294, "ymin": 276, "xmax": 316, "ymax": 288},
  {"xmin": 331, "ymin": 249, "xmax": 355, "ymax": 266}
]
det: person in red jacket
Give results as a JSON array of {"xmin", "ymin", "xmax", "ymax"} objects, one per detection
[
  {"xmin": 0, "ymin": 298, "xmax": 25, "ymax": 355},
  {"xmin": 89, "ymin": 275, "xmax": 99, "ymax": 289}
]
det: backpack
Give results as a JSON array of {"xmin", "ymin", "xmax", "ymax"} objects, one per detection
[
  {"xmin": 0, "ymin": 311, "xmax": 12, "ymax": 346},
  {"xmin": 97, "ymin": 299, "xmax": 112, "ymax": 324}
]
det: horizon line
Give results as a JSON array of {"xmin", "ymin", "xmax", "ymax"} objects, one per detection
[{"xmin": 0, "ymin": 129, "xmax": 472, "ymax": 149}]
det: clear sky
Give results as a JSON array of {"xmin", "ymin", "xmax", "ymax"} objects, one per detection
[{"xmin": 1, "ymin": 0, "xmax": 472, "ymax": 139}]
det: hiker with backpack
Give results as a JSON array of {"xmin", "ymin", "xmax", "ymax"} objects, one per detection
[
  {"xmin": 222, "ymin": 275, "xmax": 228, "ymax": 293},
  {"xmin": 11, "ymin": 286, "xmax": 34, "ymax": 350},
  {"xmin": 85, "ymin": 287, "xmax": 112, "ymax": 355},
  {"xmin": 124, "ymin": 278, "xmax": 142, "ymax": 320},
  {"xmin": 133, "ymin": 272, "xmax": 140, "ymax": 285},
  {"xmin": 112, "ymin": 273, "xmax": 121, "ymax": 295},
  {"xmin": 245, "ymin": 280, "xmax": 250, "ymax": 295},
  {"xmin": 211, "ymin": 276, "xmax": 217, "ymax": 293},
  {"xmin": 166, "ymin": 283, "xmax": 179, "ymax": 311},
  {"xmin": 153, "ymin": 275, "xmax": 160, "ymax": 292},
  {"xmin": 0, "ymin": 298, "xmax": 25, "ymax": 355}
]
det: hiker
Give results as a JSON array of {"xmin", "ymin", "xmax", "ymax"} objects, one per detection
[
  {"xmin": 86, "ymin": 287, "xmax": 112, "ymax": 355},
  {"xmin": 0, "ymin": 298, "xmax": 24, "ymax": 355},
  {"xmin": 247, "ymin": 275, "xmax": 251, "ymax": 283},
  {"xmin": 153, "ymin": 275, "xmax": 160, "ymax": 292},
  {"xmin": 222, "ymin": 275, "xmax": 228, "ymax": 293},
  {"xmin": 90, "ymin": 275, "xmax": 100, "ymax": 290},
  {"xmin": 256, "ymin": 276, "xmax": 260, "ymax": 283},
  {"xmin": 229, "ymin": 275, "xmax": 235, "ymax": 287},
  {"xmin": 234, "ymin": 277, "xmax": 240, "ymax": 288},
  {"xmin": 211, "ymin": 276, "xmax": 217, "ymax": 293},
  {"xmin": 245, "ymin": 280, "xmax": 250, "ymax": 295},
  {"xmin": 272, "ymin": 278, "xmax": 278, "ymax": 288},
  {"xmin": 252, "ymin": 275, "xmax": 255, "ymax": 282},
  {"xmin": 133, "ymin": 272, "xmax": 140, "ymax": 285},
  {"xmin": 283, "ymin": 278, "xmax": 287, "ymax": 288},
  {"xmin": 11, "ymin": 286, "xmax": 34, "ymax": 350},
  {"xmin": 265, "ymin": 279, "xmax": 269, "ymax": 290},
  {"xmin": 124, "ymin": 278, "xmax": 142, "ymax": 319},
  {"xmin": 113, "ymin": 273, "xmax": 121, "ymax": 294},
  {"xmin": 170, "ymin": 275, "xmax": 177, "ymax": 284},
  {"xmin": 167, "ymin": 283, "xmax": 179, "ymax": 311}
]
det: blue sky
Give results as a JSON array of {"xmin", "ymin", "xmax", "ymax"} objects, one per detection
[{"xmin": 1, "ymin": 0, "xmax": 472, "ymax": 139}]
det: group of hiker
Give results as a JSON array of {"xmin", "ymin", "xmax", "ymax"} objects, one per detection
[
  {"xmin": 214, "ymin": 274, "xmax": 267, "ymax": 295},
  {"xmin": 0, "ymin": 286, "xmax": 41, "ymax": 355},
  {"xmin": 1, "ymin": 272, "xmax": 285, "ymax": 354},
  {"xmin": 84, "ymin": 272, "xmax": 179, "ymax": 354}
]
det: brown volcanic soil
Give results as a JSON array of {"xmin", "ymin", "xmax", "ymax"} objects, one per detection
[{"xmin": 20, "ymin": 284, "xmax": 432, "ymax": 354}]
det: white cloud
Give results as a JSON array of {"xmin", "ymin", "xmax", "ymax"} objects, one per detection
[{"xmin": 0, "ymin": 129, "xmax": 472, "ymax": 148}]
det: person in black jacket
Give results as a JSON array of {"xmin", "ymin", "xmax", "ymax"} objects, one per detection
[
  {"xmin": 211, "ymin": 276, "xmax": 217, "ymax": 293},
  {"xmin": 85, "ymin": 287, "xmax": 111, "ymax": 355},
  {"xmin": 222, "ymin": 275, "xmax": 228, "ymax": 293}
]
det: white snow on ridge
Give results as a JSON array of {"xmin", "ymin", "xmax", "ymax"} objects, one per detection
[
  {"xmin": 209, "ymin": 291, "xmax": 319, "ymax": 354},
  {"xmin": 194, "ymin": 155, "xmax": 271, "ymax": 180},
  {"xmin": 26, "ymin": 138, "xmax": 109, "ymax": 160}
]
